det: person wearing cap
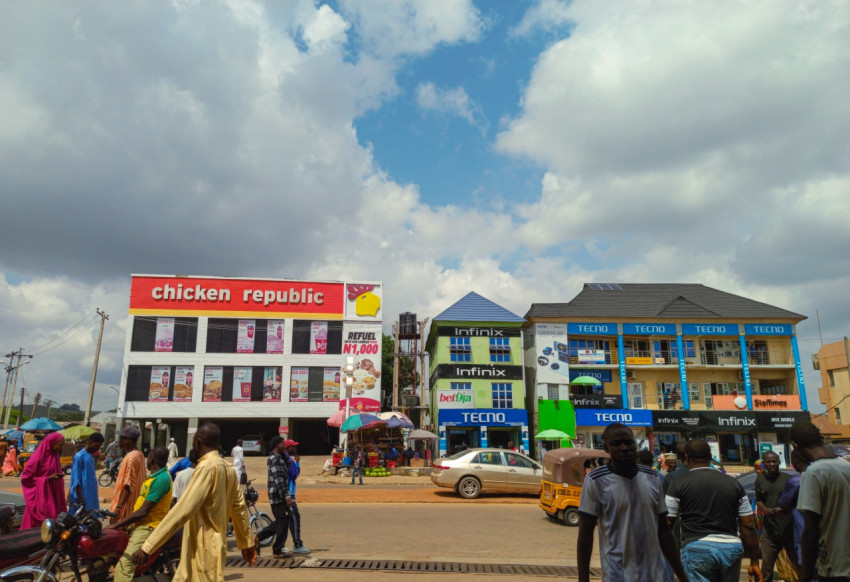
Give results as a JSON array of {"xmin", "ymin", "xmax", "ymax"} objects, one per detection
[
  {"xmin": 166, "ymin": 437, "xmax": 179, "ymax": 469},
  {"xmin": 284, "ymin": 439, "xmax": 309, "ymax": 554},
  {"xmin": 109, "ymin": 425, "xmax": 147, "ymax": 525}
]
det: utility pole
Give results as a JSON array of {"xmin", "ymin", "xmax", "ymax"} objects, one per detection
[
  {"xmin": 45, "ymin": 399, "xmax": 53, "ymax": 420},
  {"xmin": 84, "ymin": 308, "xmax": 109, "ymax": 427},
  {"xmin": 30, "ymin": 392, "xmax": 41, "ymax": 418},
  {"xmin": 0, "ymin": 352, "xmax": 13, "ymax": 428},
  {"xmin": 17, "ymin": 387, "xmax": 25, "ymax": 427},
  {"xmin": 418, "ymin": 317, "xmax": 429, "ymax": 431},
  {"xmin": 4, "ymin": 349, "xmax": 32, "ymax": 428}
]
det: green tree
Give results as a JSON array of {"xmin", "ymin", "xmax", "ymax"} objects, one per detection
[{"xmin": 381, "ymin": 334, "xmax": 416, "ymax": 398}]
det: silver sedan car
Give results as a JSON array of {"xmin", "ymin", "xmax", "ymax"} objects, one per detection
[{"xmin": 431, "ymin": 448, "xmax": 543, "ymax": 499}]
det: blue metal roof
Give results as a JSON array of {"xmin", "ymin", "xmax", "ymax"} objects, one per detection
[{"xmin": 433, "ymin": 292, "xmax": 525, "ymax": 323}]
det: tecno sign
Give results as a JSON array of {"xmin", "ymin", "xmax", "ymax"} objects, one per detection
[{"xmin": 461, "ymin": 412, "xmax": 506, "ymax": 424}]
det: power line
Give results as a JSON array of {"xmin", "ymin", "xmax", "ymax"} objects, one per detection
[{"xmin": 32, "ymin": 311, "xmax": 101, "ymax": 356}]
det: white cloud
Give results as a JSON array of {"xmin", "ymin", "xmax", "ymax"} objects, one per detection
[
  {"xmin": 416, "ymin": 82, "xmax": 487, "ymax": 131},
  {"xmin": 509, "ymin": 0, "xmax": 572, "ymax": 38}
]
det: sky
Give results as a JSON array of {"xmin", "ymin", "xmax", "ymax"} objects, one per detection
[{"xmin": 1, "ymin": 0, "xmax": 848, "ymax": 415}]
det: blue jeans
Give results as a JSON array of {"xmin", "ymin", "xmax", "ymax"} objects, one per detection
[
  {"xmin": 681, "ymin": 540, "xmax": 744, "ymax": 582},
  {"xmin": 350, "ymin": 466, "xmax": 362, "ymax": 484},
  {"xmin": 288, "ymin": 500, "xmax": 302, "ymax": 547}
]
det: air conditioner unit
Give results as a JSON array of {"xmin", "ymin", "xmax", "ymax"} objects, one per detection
[{"xmin": 626, "ymin": 370, "xmax": 636, "ymax": 379}]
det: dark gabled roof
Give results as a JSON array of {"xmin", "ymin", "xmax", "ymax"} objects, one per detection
[
  {"xmin": 433, "ymin": 292, "xmax": 525, "ymax": 323},
  {"xmin": 525, "ymin": 283, "xmax": 806, "ymax": 321}
]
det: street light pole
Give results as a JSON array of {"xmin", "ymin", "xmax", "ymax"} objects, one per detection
[{"xmin": 342, "ymin": 357, "xmax": 355, "ymax": 453}]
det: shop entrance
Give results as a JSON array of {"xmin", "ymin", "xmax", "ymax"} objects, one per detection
[
  {"xmin": 653, "ymin": 432, "xmax": 684, "ymax": 456},
  {"xmin": 718, "ymin": 432, "xmax": 752, "ymax": 464},
  {"xmin": 487, "ymin": 427, "xmax": 519, "ymax": 450},
  {"xmin": 447, "ymin": 428, "xmax": 479, "ymax": 455}
]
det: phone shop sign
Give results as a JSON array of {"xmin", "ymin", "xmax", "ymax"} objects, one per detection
[{"xmin": 576, "ymin": 409, "xmax": 653, "ymax": 427}]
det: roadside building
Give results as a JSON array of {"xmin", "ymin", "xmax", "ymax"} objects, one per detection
[
  {"xmin": 813, "ymin": 339, "xmax": 850, "ymax": 443},
  {"xmin": 524, "ymin": 284, "xmax": 809, "ymax": 465},
  {"xmin": 426, "ymin": 292, "xmax": 527, "ymax": 457},
  {"xmin": 119, "ymin": 274, "xmax": 382, "ymax": 455}
]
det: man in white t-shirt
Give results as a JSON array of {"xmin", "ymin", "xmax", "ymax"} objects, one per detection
[
  {"xmin": 231, "ymin": 440, "xmax": 245, "ymax": 484},
  {"xmin": 576, "ymin": 423, "xmax": 689, "ymax": 582},
  {"xmin": 790, "ymin": 420, "xmax": 850, "ymax": 582}
]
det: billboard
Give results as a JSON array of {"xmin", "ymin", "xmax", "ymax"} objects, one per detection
[{"xmin": 533, "ymin": 323, "xmax": 570, "ymax": 383}]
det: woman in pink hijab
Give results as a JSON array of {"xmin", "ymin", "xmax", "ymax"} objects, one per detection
[{"xmin": 20, "ymin": 432, "xmax": 66, "ymax": 529}]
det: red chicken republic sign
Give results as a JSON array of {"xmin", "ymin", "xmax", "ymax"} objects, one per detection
[{"xmin": 129, "ymin": 275, "xmax": 345, "ymax": 318}]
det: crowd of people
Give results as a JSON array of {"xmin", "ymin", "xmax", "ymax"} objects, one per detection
[{"xmin": 576, "ymin": 420, "xmax": 850, "ymax": 582}]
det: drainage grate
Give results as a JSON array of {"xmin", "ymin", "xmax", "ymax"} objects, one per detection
[{"xmin": 226, "ymin": 556, "xmax": 600, "ymax": 577}]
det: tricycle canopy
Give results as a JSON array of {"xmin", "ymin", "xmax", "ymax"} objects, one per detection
[{"xmin": 541, "ymin": 448, "xmax": 610, "ymax": 486}]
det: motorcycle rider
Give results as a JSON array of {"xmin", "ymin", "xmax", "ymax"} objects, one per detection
[{"xmin": 108, "ymin": 446, "xmax": 172, "ymax": 582}]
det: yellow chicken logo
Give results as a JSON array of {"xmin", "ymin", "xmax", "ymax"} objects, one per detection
[{"xmin": 355, "ymin": 291, "xmax": 381, "ymax": 317}]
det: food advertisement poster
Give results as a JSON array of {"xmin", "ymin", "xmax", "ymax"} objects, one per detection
[
  {"xmin": 290, "ymin": 367, "xmax": 309, "ymax": 402},
  {"xmin": 203, "ymin": 366, "xmax": 223, "ymax": 402},
  {"xmin": 237, "ymin": 319, "xmax": 256, "ymax": 353},
  {"xmin": 233, "ymin": 367, "xmax": 252, "ymax": 402},
  {"xmin": 338, "ymin": 357, "xmax": 381, "ymax": 410},
  {"xmin": 534, "ymin": 323, "xmax": 570, "ymax": 384},
  {"xmin": 310, "ymin": 321, "xmax": 328, "ymax": 354},
  {"xmin": 263, "ymin": 367, "xmax": 282, "ymax": 402},
  {"xmin": 173, "ymin": 366, "xmax": 194, "ymax": 402},
  {"xmin": 267, "ymin": 320, "xmax": 285, "ymax": 354},
  {"xmin": 342, "ymin": 323, "xmax": 381, "ymax": 357},
  {"xmin": 155, "ymin": 318, "xmax": 175, "ymax": 352},
  {"xmin": 149, "ymin": 366, "xmax": 170, "ymax": 402},
  {"xmin": 322, "ymin": 367, "xmax": 340, "ymax": 402}
]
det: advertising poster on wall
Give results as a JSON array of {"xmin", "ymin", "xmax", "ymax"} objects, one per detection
[
  {"xmin": 154, "ymin": 318, "xmax": 175, "ymax": 352},
  {"xmin": 344, "ymin": 283, "xmax": 382, "ymax": 320},
  {"xmin": 263, "ymin": 367, "xmax": 282, "ymax": 402},
  {"xmin": 290, "ymin": 367, "xmax": 309, "ymax": 402},
  {"xmin": 149, "ymin": 366, "xmax": 170, "ymax": 402},
  {"xmin": 350, "ymin": 358, "xmax": 381, "ymax": 409},
  {"xmin": 310, "ymin": 322, "xmax": 328, "ymax": 354},
  {"xmin": 233, "ymin": 367, "xmax": 252, "ymax": 402},
  {"xmin": 203, "ymin": 366, "xmax": 223, "ymax": 402},
  {"xmin": 323, "ymin": 367, "xmax": 341, "ymax": 402},
  {"xmin": 342, "ymin": 324, "xmax": 381, "ymax": 358},
  {"xmin": 437, "ymin": 385, "xmax": 474, "ymax": 409},
  {"xmin": 267, "ymin": 320, "xmax": 285, "ymax": 354},
  {"xmin": 173, "ymin": 366, "xmax": 194, "ymax": 402},
  {"xmin": 534, "ymin": 323, "xmax": 570, "ymax": 384},
  {"xmin": 577, "ymin": 349, "xmax": 606, "ymax": 364},
  {"xmin": 237, "ymin": 320, "xmax": 256, "ymax": 353}
]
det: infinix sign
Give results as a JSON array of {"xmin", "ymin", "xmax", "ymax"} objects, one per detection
[{"xmin": 433, "ymin": 364, "xmax": 524, "ymax": 381}]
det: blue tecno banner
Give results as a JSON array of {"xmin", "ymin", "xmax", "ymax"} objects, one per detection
[
  {"xmin": 622, "ymin": 323, "xmax": 677, "ymax": 335},
  {"xmin": 681, "ymin": 323, "xmax": 738, "ymax": 336},
  {"xmin": 744, "ymin": 324, "xmax": 791, "ymax": 336},
  {"xmin": 575, "ymin": 409, "xmax": 653, "ymax": 427},
  {"xmin": 439, "ymin": 408, "xmax": 528, "ymax": 427},
  {"xmin": 567, "ymin": 323, "xmax": 619, "ymax": 336},
  {"xmin": 569, "ymin": 369, "xmax": 613, "ymax": 383}
]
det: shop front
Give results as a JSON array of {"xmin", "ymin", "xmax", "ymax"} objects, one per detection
[
  {"xmin": 651, "ymin": 410, "xmax": 810, "ymax": 466},
  {"xmin": 438, "ymin": 409, "xmax": 529, "ymax": 457},
  {"xmin": 574, "ymin": 408, "xmax": 653, "ymax": 450}
]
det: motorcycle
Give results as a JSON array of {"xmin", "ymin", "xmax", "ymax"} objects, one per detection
[
  {"xmin": 0, "ymin": 505, "xmax": 47, "ymax": 572},
  {"xmin": 0, "ymin": 505, "xmax": 181, "ymax": 582},
  {"xmin": 97, "ymin": 461, "xmax": 120, "ymax": 487}
]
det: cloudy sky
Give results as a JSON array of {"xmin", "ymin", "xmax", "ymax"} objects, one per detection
[{"xmin": 1, "ymin": 0, "xmax": 848, "ymax": 414}]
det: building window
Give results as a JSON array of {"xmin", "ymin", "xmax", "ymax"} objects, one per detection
[
  {"xmin": 547, "ymin": 384, "xmax": 560, "ymax": 401},
  {"xmin": 689, "ymin": 383, "xmax": 700, "ymax": 404},
  {"xmin": 489, "ymin": 337, "xmax": 511, "ymax": 362},
  {"xmin": 836, "ymin": 408, "xmax": 842, "ymax": 425},
  {"xmin": 624, "ymin": 339, "xmax": 651, "ymax": 358},
  {"xmin": 290, "ymin": 320, "xmax": 343, "ymax": 354},
  {"xmin": 491, "ymin": 383, "xmax": 513, "ymax": 408},
  {"xmin": 628, "ymin": 383, "xmax": 644, "ymax": 409},
  {"xmin": 450, "ymin": 337, "xmax": 471, "ymax": 362},
  {"xmin": 828, "ymin": 370, "xmax": 835, "ymax": 386},
  {"xmin": 131, "ymin": 317, "xmax": 198, "ymax": 352},
  {"xmin": 568, "ymin": 339, "xmax": 611, "ymax": 363},
  {"xmin": 450, "ymin": 382, "xmax": 471, "ymax": 391},
  {"xmin": 747, "ymin": 340, "xmax": 769, "ymax": 365},
  {"xmin": 657, "ymin": 383, "xmax": 681, "ymax": 410}
]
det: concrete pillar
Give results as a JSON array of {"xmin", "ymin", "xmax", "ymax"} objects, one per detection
[{"xmin": 187, "ymin": 417, "xmax": 199, "ymax": 456}]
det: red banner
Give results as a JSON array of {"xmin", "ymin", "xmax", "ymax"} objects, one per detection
[{"xmin": 129, "ymin": 275, "xmax": 345, "ymax": 317}]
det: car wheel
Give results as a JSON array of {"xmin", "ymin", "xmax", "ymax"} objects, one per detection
[
  {"xmin": 563, "ymin": 508, "xmax": 580, "ymax": 527},
  {"xmin": 457, "ymin": 476, "xmax": 481, "ymax": 499}
]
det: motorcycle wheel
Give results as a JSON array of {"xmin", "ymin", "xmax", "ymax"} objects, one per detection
[
  {"xmin": 98, "ymin": 471, "xmax": 114, "ymax": 487},
  {"xmin": 251, "ymin": 514, "xmax": 273, "ymax": 547}
]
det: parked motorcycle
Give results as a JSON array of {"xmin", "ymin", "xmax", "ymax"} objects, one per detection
[
  {"xmin": 0, "ymin": 505, "xmax": 47, "ymax": 573},
  {"xmin": 0, "ymin": 505, "xmax": 181, "ymax": 582},
  {"xmin": 97, "ymin": 461, "xmax": 120, "ymax": 487}
]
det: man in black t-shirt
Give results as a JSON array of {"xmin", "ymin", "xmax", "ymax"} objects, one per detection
[
  {"xmin": 755, "ymin": 451, "xmax": 794, "ymax": 582},
  {"xmin": 666, "ymin": 440, "xmax": 761, "ymax": 582}
]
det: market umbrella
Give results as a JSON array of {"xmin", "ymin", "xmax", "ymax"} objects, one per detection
[
  {"xmin": 19, "ymin": 417, "xmax": 62, "ymax": 431},
  {"xmin": 408, "ymin": 429, "xmax": 439, "ymax": 441},
  {"xmin": 3, "ymin": 430, "xmax": 23, "ymax": 443},
  {"xmin": 570, "ymin": 375, "xmax": 601, "ymax": 386},
  {"xmin": 60, "ymin": 425, "xmax": 98, "ymax": 440},
  {"xmin": 340, "ymin": 413, "xmax": 386, "ymax": 433},
  {"xmin": 378, "ymin": 411, "xmax": 415, "ymax": 429},
  {"xmin": 535, "ymin": 429, "xmax": 572, "ymax": 440},
  {"xmin": 327, "ymin": 408, "xmax": 359, "ymax": 428}
]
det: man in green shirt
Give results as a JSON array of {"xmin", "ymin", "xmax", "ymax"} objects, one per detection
[
  {"xmin": 108, "ymin": 446, "xmax": 173, "ymax": 582},
  {"xmin": 755, "ymin": 450, "xmax": 794, "ymax": 582}
]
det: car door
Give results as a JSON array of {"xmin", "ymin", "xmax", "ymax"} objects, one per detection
[
  {"xmin": 468, "ymin": 451, "xmax": 507, "ymax": 491},
  {"xmin": 504, "ymin": 452, "xmax": 542, "ymax": 493}
]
